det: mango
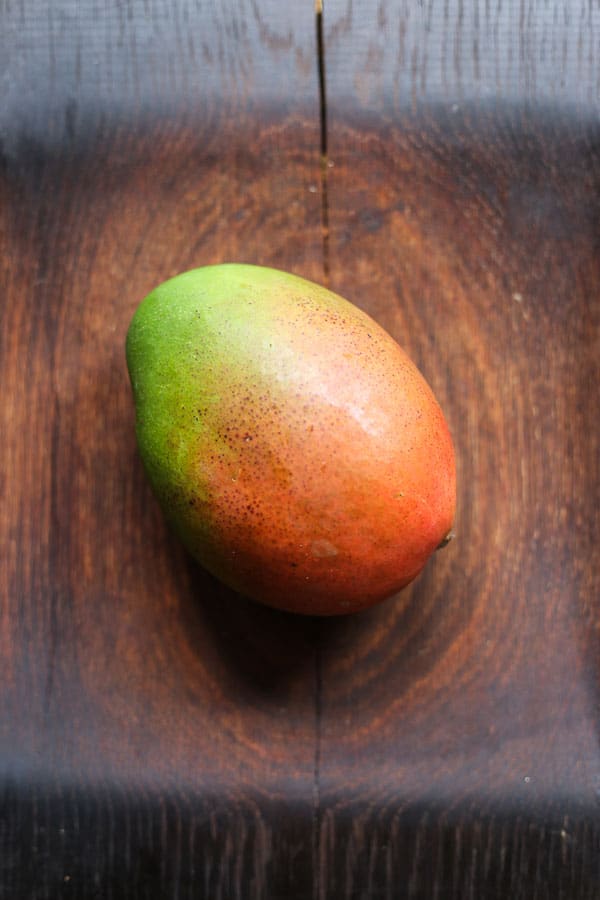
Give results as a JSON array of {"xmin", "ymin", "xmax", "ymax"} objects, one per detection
[{"xmin": 126, "ymin": 264, "xmax": 455, "ymax": 615}]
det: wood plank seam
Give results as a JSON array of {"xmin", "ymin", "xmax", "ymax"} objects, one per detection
[{"xmin": 316, "ymin": 0, "xmax": 331, "ymax": 287}]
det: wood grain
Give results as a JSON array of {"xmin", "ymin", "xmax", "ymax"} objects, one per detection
[
  {"xmin": 317, "ymin": 110, "xmax": 600, "ymax": 897},
  {"xmin": 2, "ymin": 0, "xmax": 600, "ymax": 897},
  {"xmin": 1, "ymin": 2, "xmax": 321, "ymax": 898},
  {"xmin": 319, "ymin": 0, "xmax": 600, "ymax": 896},
  {"xmin": 323, "ymin": 0, "xmax": 600, "ymax": 109}
]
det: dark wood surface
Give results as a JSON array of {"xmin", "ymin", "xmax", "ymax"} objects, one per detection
[{"xmin": 2, "ymin": 1, "xmax": 600, "ymax": 897}]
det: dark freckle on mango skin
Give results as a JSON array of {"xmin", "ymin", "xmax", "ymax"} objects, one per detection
[{"xmin": 126, "ymin": 263, "xmax": 456, "ymax": 616}]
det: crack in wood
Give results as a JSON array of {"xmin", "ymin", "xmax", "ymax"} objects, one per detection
[
  {"xmin": 312, "ymin": 9, "xmax": 328, "ymax": 895},
  {"xmin": 316, "ymin": 0, "xmax": 330, "ymax": 288}
]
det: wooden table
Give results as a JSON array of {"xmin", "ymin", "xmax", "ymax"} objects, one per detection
[{"xmin": 2, "ymin": 1, "xmax": 599, "ymax": 897}]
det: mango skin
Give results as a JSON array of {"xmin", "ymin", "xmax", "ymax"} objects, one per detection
[{"xmin": 126, "ymin": 264, "xmax": 455, "ymax": 615}]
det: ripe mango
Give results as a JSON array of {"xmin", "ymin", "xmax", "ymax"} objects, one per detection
[{"xmin": 126, "ymin": 264, "xmax": 455, "ymax": 615}]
